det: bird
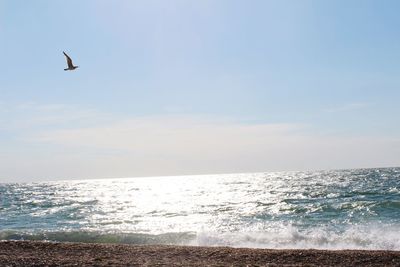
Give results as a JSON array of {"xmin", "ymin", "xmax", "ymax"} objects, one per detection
[{"xmin": 63, "ymin": 51, "xmax": 79, "ymax": 71}]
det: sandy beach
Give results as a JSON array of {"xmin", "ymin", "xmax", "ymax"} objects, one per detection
[{"xmin": 0, "ymin": 241, "xmax": 399, "ymax": 266}]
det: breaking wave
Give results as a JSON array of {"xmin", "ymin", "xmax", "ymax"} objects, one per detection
[{"xmin": 2, "ymin": 223, "xmax": 400, "ymax": 250}]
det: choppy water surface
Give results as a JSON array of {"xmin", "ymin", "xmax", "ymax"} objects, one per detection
[{"xmin": 1, "ymin": 168, "xmax": 399, "ymax": 249}]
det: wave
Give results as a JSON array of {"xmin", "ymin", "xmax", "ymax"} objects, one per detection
[
  {"xmin": 192, "ymin": 224, "xmax": 400, "ymax": 250},
  {"xmin": 1, "ymin": 224, "xmax": 400, "ymax": 250},
  {"xmin": 0, "ymin": 231, "xmax": 195, "ymax": 245}
]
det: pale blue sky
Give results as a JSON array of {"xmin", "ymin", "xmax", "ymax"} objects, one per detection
[{"xmin": 1, "ymin": 1, "xmax": 400, "ymax": 182}]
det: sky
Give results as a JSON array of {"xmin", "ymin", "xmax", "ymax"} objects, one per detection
[{"xmin": 1, "ymin": 0, "xmax": 400, "ymax": 182}]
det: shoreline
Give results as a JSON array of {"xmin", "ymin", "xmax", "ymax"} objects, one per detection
[{"xmin": 1, "ymin": 241, "xmax": 400, "ymax": 266}]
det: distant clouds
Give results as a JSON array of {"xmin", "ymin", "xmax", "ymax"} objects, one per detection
[
  {"xmin": 35, "ymin": 115, "xmax": 398, "ymax": 172},
  {"xmin": 1, "ymin": 102, "xmax": 398, "ymax": 182},
  {"xmin": 0, "ymin": 102, "xmax": 110, "ymax": 131}
]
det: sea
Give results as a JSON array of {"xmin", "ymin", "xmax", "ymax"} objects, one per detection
[{"xmin": 1, "ymin": 167, "xmax": 399, "ymax": 250}]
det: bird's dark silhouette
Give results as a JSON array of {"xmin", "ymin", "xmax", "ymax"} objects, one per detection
[{"xmin": 63, "ymin": 51, "xmax": 79, "ymax": 71}]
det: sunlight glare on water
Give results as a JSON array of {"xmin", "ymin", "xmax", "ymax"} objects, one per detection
[{"xmin": 1, "ymin": 168, "xmax": 400, "ymax": 249}]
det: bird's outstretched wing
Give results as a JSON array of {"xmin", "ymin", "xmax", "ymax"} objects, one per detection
[{"xmin": 63, "ymin": 51, "xmax": 74, "ymax": 68}]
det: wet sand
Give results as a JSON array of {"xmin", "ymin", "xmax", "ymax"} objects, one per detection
[{"xmin": 1, "ymin": 241, "xmax": 400, "ymax": 266}]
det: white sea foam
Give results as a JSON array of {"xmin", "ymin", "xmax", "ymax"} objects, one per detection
[{"xmin": 191, "ymin": 224, "xmax": 400, "ymax": 250}]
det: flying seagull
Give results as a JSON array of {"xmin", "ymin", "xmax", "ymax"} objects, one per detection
[{"xmin": 63, "ymin": 51, "xmax": 79, "ymax": 71}]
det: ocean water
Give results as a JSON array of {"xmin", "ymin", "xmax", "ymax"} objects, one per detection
[{"xmin": 1, "ymin": 167, "xmax": 399, "ymax": 250}]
